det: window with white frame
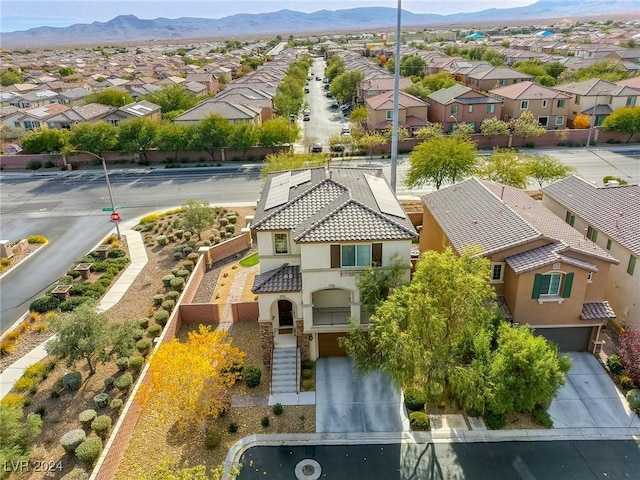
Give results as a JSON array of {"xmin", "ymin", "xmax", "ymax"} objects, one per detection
[
  {"xmin": 539, "ymin": 273, "xmax": 562, "ymax": 296},
  {"xmin": 538, "ymin": 116, "xmax": 548, "ymax": 127},
  {"xmin": 555, "ymin": 116, "xmax": 565, "ymax": 126},
  {"xmin": 487, "ymin": 104, "xmax": 495, "ymax": 114},
  {"xmin": 575, "ymin": 95, "xmax": 580, "ymax": 105},
  {"xmin": 520, "ymin": 100, "xmax": 529, "ymax": 110},
  {"xmin": 627, "ymin": 96, "xmax": 637, "ymax": 107},
  {"xmin": 341, "ymin": 244, "xmax": 371, "ymax": 267},
  {"xmin": 468, "ymin": 105, "xmax": 474, "ymax": 113},
  {"xmin": 451, "ymin": 105, "xmax": 459, "ymax": 115},
  {"xmin": 532, "ymin": 272, "xmax": 574, "ymax": 300},
  {"xmin": 587, "ymin": 271, "xmax": 593, "ymax": 283},
  {"xmin": 386, "ymin": 110, "xmax": 394, "ymax": 120},
  {"xmin": 557, "ymin": 99, "xmax": 565, "ymax": 108},
  {"xmin": 587, "ymin": 226, "xmax": 598, "ymax": 242},
  {"xmin": 542, "ymin": 100, "xmax": 548, "ymax": 108},
  {"xmin": 491, "ymin": 262, "xmax": 505, "ymax": 283},
  {"xmin": 274, "ymin": 233, "xmax": 288, "ymax": 254}
]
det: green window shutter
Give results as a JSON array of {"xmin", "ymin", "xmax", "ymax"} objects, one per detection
[
  {"xmin": 562, "ymin": 272, "xmax": 574, "ymax": 298},
  {"xmin": 532, "ymin": 274, "xmax": 543, "ymax": 299}
]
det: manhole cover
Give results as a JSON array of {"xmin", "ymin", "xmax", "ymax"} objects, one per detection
[{"xmin": 295, "ymin": 459, "xmax": 321, "ymax": 480}]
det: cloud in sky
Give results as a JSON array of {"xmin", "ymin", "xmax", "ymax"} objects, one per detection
[{"xmin": 1, "ymin": 1, "xmax": 537, "ymax": 32}]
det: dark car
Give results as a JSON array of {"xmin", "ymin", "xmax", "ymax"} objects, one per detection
[
  {"xmin": 330, "ymin": 144, "xmax": 345, "ymax": 152},
  {"xmin": 303, "ymin": 114, "xmax": 310, "ymax": 121},
  {"xmin": 311, "ymin": 143, "xmax": 323, "ymax": 152}
]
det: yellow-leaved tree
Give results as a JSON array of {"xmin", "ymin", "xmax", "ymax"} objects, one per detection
[
  {"xmin": 137, "ymin": 325, "xmax": 245, "ymax": 432},
  {"xmin": 573, "ymin": 114, "xmax": 590, "ymax": 129}
]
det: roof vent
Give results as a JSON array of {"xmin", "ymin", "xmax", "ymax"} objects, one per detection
[{"xmin": 605, "ymin": 180, "xmax": 620, "ymax": 187}]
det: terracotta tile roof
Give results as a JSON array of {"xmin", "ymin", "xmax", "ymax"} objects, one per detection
[
  {"xmin": 365, "ymin": 90, "xmax": 427, "ymax": 110},
  {"xmin": 505, "ymin": 243, "xmax": 598, "ymax": 274},
  {"xmin": 489, "ymin": 81, "xmax": 571, "ymax": 100},
  {"xmin": 581, "ymin": 301, "xmax": 616, "ymax": 321},
  {"xmin": 466, "ymin": 67, "xmax": 533, "ymax": 80},
  {"xmin": 252, "ymin": 264, "xmax": 302, "ymax": 293},
  {"xmin": 553, "ymin": 78, "xmax": 640, "ymax": 97},
  {"xmin": 542, "ymin": 175, "xmax": 640, "ymax": 256}
]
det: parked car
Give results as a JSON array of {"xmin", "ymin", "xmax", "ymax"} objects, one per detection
[
  {"xmin": 330, "ymin": 143, "xmax": 345, "ymax": 152},
  {"xmin": 304, "ymin": 87, "xmax": 310, "ymax": 94},
  {"xmin": 303, "ymin": 114, "xmax": 310, "ymax": 121},
  {"xmin": 315, "ymin": 76, "xmax": 322, "ymax": 81},
  {"xmin": 311, "ymin": 143, "xmax": 323, "ymax": 152},
  {"xmin": 339, "ymin": 103, "xmax": 352, "ymax": 112},
  {"xmin": 303, "ymin": 106, "xmax": 311, "ymax": 115},
  {"xmin": 326, "ymin": 92, "xmax": 333, "ymax": 98},
  {"xmin": 341, "ymin": 125, "xmax": 350, "ymax": 135},
  {"xmin": 330, "ymin": 102, "xmax": 339, "ymax": 110}
]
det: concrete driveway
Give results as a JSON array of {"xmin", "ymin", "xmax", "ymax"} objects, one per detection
[
  {"xmin": 549, "ymin": 352, "xmax": 640, "ymax": 429},
  {"xmin": 316, "ymin": 357, "xmax": 409, "ymax": 433}
]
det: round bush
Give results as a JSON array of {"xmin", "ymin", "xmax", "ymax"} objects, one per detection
[
  {"xmin": 244, "ymin": 366, "xmax": 262, "ymax": 388},
  {"xmin": 227, "ymin": 422, "xmax": 238, "ymax": 433},
  {"xmin": 176, "ymin": 269, "xmax": 189, "ymax": 278},
  {"xmin": 29, "ymin": 295, "xmax": 60, "ymax": 313},
  {"xmin": 214, "ymin": 237, "xmax": 221, "ymax": 244},
  {"xmin": 204, "ymin": 429, "xmax": 221, "ymax": 449},
  {"xmin": 75, "ymin": 437, "xmax": 103, "ymax": 467},
  {"xmin": 63, "ymin": 371, "xmax": 82, "ymax": 391},
  {"xmin": 59, "ymin": 296, "xmax": 92, "ymax": 312},
  {"xmin": 227, "ymin": 215, "xmax": 237, "ymax": 224},
  {"xmin": 156, "ymin": 235, "xmax": 168, "ymax": 246},
  {"xmin": 161, "ymin": 275, "xmax": 175, "ymax": 287},
  {"xmin": 60, "ymin": 428, "xmax": 86, "ymax": 454},
  {"xmin": 261, "ymin": 416, "xmax": 270, "ymax": 427},
  {"xmin": 218, "ymin": 217, "xmax": 229, "ymax": 227},
  {"xmin": 302, "ymin": 379, "xmax": 314, "ymax": 391},
  {"xmin": 182, "ymin": 246, "xmax": 193, "ymax": 255},
  {"xmin": 161, "ymin": 300, "xmax": 175, "ymax": 311},
  {"xmin": 110, "ymin": 398, "xmax": 124, "ymax": 412},
  {"xmin": 128, "ymin": 355, "xmax": 145, "ymax": 373},
  {"xmin": 78, "ymin": 409, "xmax": 97, "ymax": 425},
  {"xmin": 302, "ymin": 369, "xmax": 313, "ymax": 380},
  {"xmin": 61, "ymin": 467, "xmax": 89, "ymax": 480},
  {"xmin": 103, "ymin": 376, "xmax": 114, "ymax": 391},
  {"xmin": 183, "ymin": 231, "xmax": 192, "ymax": 241},
  {"xmin": 607, "ymin": 355, "xmax": 624, "ymax": 376},
  {"xmin": 409, "ymin": 411, "xmax": 430, "ymax": 431},
  {"xmin": 170, "ymin": 277, "xmax": 185, "ymax": 291},
  {"xmin": 136, "ymin": 338, "xmax": 152, "ymax": 355},
  {"xmin": 114, "ymin": 373, "xmax": 133, "ymax": 391},
  {"xmin": 148, "ymin": 324, "xmax": 162, "ymax": 337},
  {"xmin": 91, "ymin": 415, "xmax": 112, "ymax": 438},
  {"xmin": 620, "ymin": 375, "xmax": 635, "ymax": 390},
  {"xmin": 484, "ymin": 410, "xmax": 507, "ymax": 430},
  {"xmin": 107, "ymin": 248, "xmax": 126, "ymax": 258},
  {"xmin": 226, "ymin": 225, "xmax": 235, "ymax": 234},
  {"xmin": 627, "ymin": 389, "xmax": 640, "ymax": 409},
  {"xmin": 301, "ymin": 359, "xmax": 314, "ymax": 370},
  {"xmin": 165, "ymin": 291, "xmax": 180, "ymax": 301},
  {"xmin": 272, "ymin": 403, "xmax": 284, "ymax": 416},
  {"xmin": 115, "ymin": 357, "xmax": 129, "ymax": 372},
  {"xmin": 183, "ymin": 260, "xmax": 194, "ymax": 272},
  {"xmin": 154, "ymin": 309, "xmax": 170, "ymax": 326},
  {"xmin": 187, "ymin": 252, "xmax": 199, "ymax": 262},
  {"xmin": 59, "ymin": 275, "xmax": 75, "ymax": 285},
  {"xmin": 93, "ymin": 393, "xmax": 109, "ymax": 409},
  {"xmin": 153, "ymin": 294, "xmax": 164, "ymax": 306},
  {"xmin": 173, "ymin": 251, "xmax": 183, "ymax": 260},
  {"xmin": 137, "ymin": 318, "xmax": 149, "ymax": 329},
  {"xmin": 404, "ymin": 387, "xmax": 427, "ymax": 412},
  {"xmin": 174, "ymin": 230, "xmax": 184, "ymax": 239}
]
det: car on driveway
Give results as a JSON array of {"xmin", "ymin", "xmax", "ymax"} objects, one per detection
[
  {"xmin": 303, "ymin": 114, "xmax": 310, "ymax": 121},
  {"xmin": 330, "ymin": 144, "xmax": 345, "ymax": 152},
  {"xmin": 311, "ymin": 143, "xmax": 323, "ymax": 152}
]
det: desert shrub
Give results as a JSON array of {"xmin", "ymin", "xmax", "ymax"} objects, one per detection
[
  {"xmin": 78, "ymin": 409, "xmax": 97, "ymax": 425},
  {"xmin": 165, "ymin": 291, "xmax": 180, "ymax": 301},
  {"xmin": 14, "ymin": 375, "xmax": 38, "ymax": 393},
  {"xmin": 103, "ymin": 377, "xmax": 114, "ymax": 391},
  {"xmin": 228, "ymin": 422, "xmax": 238, "ymax": 433},
  {"xmin": 59, "ymin": 275, "xmax": 74, "ymax": 285},
  {"xmin": 484, "ymin": 410, "xmax": 507, "ymax": 430},
  {"xmin": 137, "ymin": 318, "xmax": 149, "ymax": 329},
  {"xmin": 140, "ymin": 213, "xmax": 161, "ymax": 224},
  {"xmin": 244, "ymin": 366, "xmax": 262, "ymax": 388},
  {"xmin": 24, "ymin": 362, "xmax": 49, "ymax": 379},
  {"xmin": 67, "ymin": 269, "xmax": 81, "ymax": 279},
  {"xmin": 176, "ymin": 269, "xmax": 189, "ymax": 278},
  {"xmin": 227, "ymin": 215, "xmax": 237, "ymax": 224},
  {"xmin": 170, "ymin": 277, "xmax": 185, "ymax": 291},
  {"xmin": 607, "ymin": 354, "xmax": 624, "ymax": 375},
  {"xmin": 409, "ymin": 411, "xmax": 430, "ymax": 431},
  {"xmin": 174, "ymin": 229, "xmax": 184, "ymax": 239},
  {"xmin": 214, "ymin": 237, "xmax": 221, "ymax": 244},
  {"xmin": 114, "ymin": 373, "xmax": 133, "ymax": 391},
  {"xmin": 302, "ymin": 379, "xmax": 314, "ymax": 390},
  {"xmin": 302, "ymin": 369, "xmax": 313, "ymax": 380},
  {"xmin": 107, "ymin": 248, "xmax": 126, "ymax": 258},
  {"xmin": 261, "ymin": 416, "xmax": 270, "ymax": 427},
  {"xmin": 91, "ymin": 415, "xmax": 112, "ymax": 438},
  {"xmin": 136, "ymin": 338, "xmax": 152, "ymax": 355},
  {"xmin": 618, "ymin": 330, "xmax": 640, "ymax": 387},
  {"xmin": 1, "ymin": 394, "xmax": 25, "ymax": 409},
  {"xmin": 75, "ymin": 437, "xmax": 103, "ymax": 467},
  {"xmin": 204, "ymin": 429, "xmax": 222, "ymax": 449},
  {"xmin": 60, "ymin": 428, "xmax": 86, "ymax": 454},
  {"xmin": 27, "ymin": 235, "xmax": 47, "ymax": 245},
  {"xmin": 183, "ymin": 260, "xmax": 194, "ymax": 272},
  {"xmin": 161, "ymin": 300, "xmax": 175, "ymax": 311},
  {"xmin": 226, "ymin": 225, "xmax": 235, "ymax": 234},
  {"xmin": 115, "ymin": 357, "xmax": 129, "ymax": 372},
  {"xmin": 156, "ymin": 235, "xmax": 168, "ymax": 246},
  {"xmin": 524, "ymin": 142, "xmax": 536, "ymax": 148},
  {"xmin": 218, "ymin": 217, "xmax": 228, "ymax": 227},
  {"xmin": 620, "ymin": 375, "xmax": 635, "ymax": 390},
  {"xmin": 93, "ymin": 393, "xmax": 109, "ymax": 409},
  {"xmin": 187, "ymin": 252, "xmax": 199, "ymax": 262},
  {"xmin": 626, "ymin": 389, "xmax": 640, "ymax": 409},
  {"xmin": 173, "ymin": 251, "xmax": 183, "ymax": 260},
  {"xmin": 110, "ymin": 398, "xmax": 124, "ymax": 412},
  {"xmin": 153, "ymin": 294, "xmax": 164, "ymax": 306},
  {"xmin": 532, "ymin": 406, "xmax": 553, "ymax": 428},
  {"xmin": 301, "ymin": 359, "xmax": 314, "ymax": 369},
  {"xmin": 59, "ymin": 296, "xmax": 92, "ymax": 312},
  {"xmin": 272, "ymin": 403, "xmax": 284, "ymax": 416},
  {"xmin": 404, "ymin": 387, "xmax": 427, "ymax": 412},
  {"xmin": 61, "ymin": 468, "xmax": 89, "ymax": 480},
  {"xmin": 29, "ymin": 295, "xmax": 60, "ymax": 313},
  {"xmin": 148, "ymin": 324, "xmax": 162, "ymax": 337},
  {"xmin": 128, "ymin": 355, "xmax": 145, "ymax": 372},
  {"xmin": 183, "ymin": 231, "xmax": 192, "ymax": 241},
  {"xmin": 161, "ymin": 274, "xmax": 175, "ymax": 287},
  {"xmin": 154, "ymin": 309, "xmax": 170, "ymax": 326},
  {"xmin": 63, "ymin": 371, "xmax": 82, "ymax": 391}
]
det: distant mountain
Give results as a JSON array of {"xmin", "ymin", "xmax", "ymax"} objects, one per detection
[{"xmin": 1, "ymin": 1, "xmax": 637, "ymax": 49}]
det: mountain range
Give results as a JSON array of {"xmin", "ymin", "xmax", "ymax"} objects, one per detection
[{"xmin": 1, "ymin": 1, "xmax": 638, "ymax": 49}]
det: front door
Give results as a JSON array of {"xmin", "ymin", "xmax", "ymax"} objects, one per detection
[{"xmin": 277, "ymin": 300, "xmax": 293, "ymax": 328}]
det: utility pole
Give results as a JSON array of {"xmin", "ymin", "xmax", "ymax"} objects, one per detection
[{"xmin": 390, "ymin": 0, "xmax": 402, "ymax": 192}]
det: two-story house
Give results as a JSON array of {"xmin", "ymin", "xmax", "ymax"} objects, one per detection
[
  {"xmin": 421, "ymin": 178, "xmax": 619, "ymax": 353},
  {"xmin": 427, "ymin": 84, "xmax": 503, "ymax": 133},
  {"xmin": 251, "ymin": 167, "xmax": 417, "ymax": 366},
  {"xmin": 542, "ymin": 176, "xmax": 639, "ymax": 331},
  {"xmin": 364, "ymin": 90, "xmax": 428, "ymax": 135}
]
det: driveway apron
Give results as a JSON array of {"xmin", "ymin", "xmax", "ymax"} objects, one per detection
[{"xmin": 316, "ymin": 357, "xmax": 409, "ymax": 433}]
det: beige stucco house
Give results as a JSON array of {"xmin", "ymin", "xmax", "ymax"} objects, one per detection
[
  {"xmin": 251, "ymin": 167, "xmax": 417, "ymax": 365},
  {"xmin": 542, "ymin": 176, "xmax": 639, "ymax": 331},
  {"xmin": 364, "ymin": 90, "xmax": 428, "ymax": 135},
  {"xmin": 427, "ymin": 84, "xmax": 503, "ymax": 133},
  {"xmin": 420, "ymin": 178, "xmax": 619, "ymax": 352}
]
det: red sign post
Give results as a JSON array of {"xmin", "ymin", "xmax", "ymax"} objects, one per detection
[{"xmin": 110, "ymin": 212, "xmax": 121, "ymax": 222}]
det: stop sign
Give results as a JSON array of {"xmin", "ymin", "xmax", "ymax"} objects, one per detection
[{"xmin": 110, "ymin": 212, "xmax": 121, "ymax": 222}]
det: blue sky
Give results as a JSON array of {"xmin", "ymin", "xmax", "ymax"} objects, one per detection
[{"xmin": 0, "ymin": 1, "xmax": 537, "ymax": 32}]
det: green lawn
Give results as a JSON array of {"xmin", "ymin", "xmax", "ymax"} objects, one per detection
[{"xmin": 239, "ymin": 252, "xmax": 259, "ymax": 267}]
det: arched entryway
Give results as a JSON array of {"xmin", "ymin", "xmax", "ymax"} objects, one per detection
[{"xmin": 277, "ymin": 299, "xmax": 294, "ymax": 328}]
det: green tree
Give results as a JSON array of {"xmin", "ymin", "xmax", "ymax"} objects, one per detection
[
  {"xmin": 58, "ymin": 66, "xmax": 76, "ymax": 77},
  {"xmin": 0, "ymin": 405, "xmax": 43, "ymax": 479},
  {"xmin": 0, "ymin": 68, "xmax": 23, "ymax": 86},
  {"xmin": 143, "ymin": 85, "xmax": 198, "ymax": 117},
  {"xmin": 273, "ymin": 92, "xmax": 302, "ymax": 119},
  {"xmin": 399, "ymin": 54, "xmax": 427, "ymax": 77},
  {"xmin": 330, "ymin": 70, "xmax": 364, "ymax": 104},
  {"xmin": 259, "ymin": 117, "xmax": 298, "ymax": 153},
  {"xmin": 68, "ymin": 121, "xmax": 118, "ymax": 158},
  {"xmin": 85, "ymin": 88, "xmax": 133, "ymax": 107},
  {"xmin": 477, "ymin": 148, "xmax": 530, "ymax": 189},
  {"xmin": 357, "ymin": 254, "xmax": 408, "ymax": 313},
  {"xmin": 261, "ymin": 151, "xmax": 326, "ymax": 178},
  {"xmin": 228, "ymin": 122, "xmax": 258, "ymax": 159},
  {"xmin": 189, "ymin": 114, "xmax": 232, "ymax": 160},
  {"xmin": 181, "ymin": 200, "xmax": 216, "ymax": 240},
  {"xmin": 526, "ymin": 154, "xmax": 575, "ymax": 188},
  {"xmin": 405, "ymin": 135, "xmax": 478, "ymax": 189},
  {"xmin": 558, "ymin": 59, "xmax": 629, "ymax": 83},
  {"xmin": 602, "ymin": 106, "xmax": 640, "ymax": 143},
  {"xmin": 402, "ymin": 82, "xmax": 431, "ymax": 101},
  {"xmin": 357, "ymin": 132, "xmax": 386, "ymax": 160},
  {"xmin": 117, "ymin": 117, "xmax": 159, "ymax": 163},
  {"xmin": 325, "ymin": 55, "xmax": 345, "ymax": 82},
  {"xmin": 349, "ymin": 106, "xmax": 367, "ymax": 126},
  {"xmin": 415, "ymin": 123, "xmax": 444, "ymax": 141},
  {"xmin": 156, "ymin": 123, "xmax": 193, "ymax": 162},
  {"xmin": 510, "ymin": 111, "xmax": 545, "ymax": 144},
  {"xmin": 480, "ymin": 117, "xmax": 510, "ymax": 145},
  {"xmin": 21, "ymin": 128, "xmax": 69, "ymax": 154},
  {"xmin": 422, "ymin": 72, "xmax": 457, "ymax": 92}
]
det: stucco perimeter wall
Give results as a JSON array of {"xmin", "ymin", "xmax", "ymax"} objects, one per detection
[
  {"xmin": 179, "ymin": 303, "xmax": 220, "ymax": 325},
  {"xmin": 232, "ymin": 302, "xmax": 259, "ymax": 322},
  {"xmin": 205, "ymin": 232, "xmax": 252, "ymax": 266}
]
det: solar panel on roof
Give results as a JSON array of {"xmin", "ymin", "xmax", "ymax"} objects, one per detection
[
  {"xmin": 365, "ymin": 174, "xmax": 406, "ymax": 218},
  {"xmin": 290, "ymin": 169, "xmax": 311, "ymax": 187},
  {"xmin": 264, "ymin": 171, "xmax": 291, "ymax": 210}
]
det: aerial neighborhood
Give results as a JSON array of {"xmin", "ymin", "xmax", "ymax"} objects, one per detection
[{"xmin": 1, "ymin": 4, "xmax": 639, "ymax": 480}]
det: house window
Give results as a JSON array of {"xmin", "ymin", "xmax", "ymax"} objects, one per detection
[
  {"xmin": 451, "ymin": 105, "xmax": 459, "ymax": 115},
  {"xmin": 341, "ymin": 244, "xmax": 371, "ymax": 267},
  {"xmin": 491, "ymin": 262, "xmax": 505, "ymax": 283},
  {"xmin": 557, "ymin": 99, "xmax": 565, "ymax": 108},
  {"xmin": 487, "ymin": 104, "xmax": 495, "ymax": 114},
  {"xmin": 555, "ymin": 116, "xmax": 565, "ymax": 126},
  {"xmin": 627, "ymin": 96, "xmax": 637, "ymax": 107},
  {"xmin": 586, "ymin": 226, "xmax": 598, "ymax": 242},
  {"xmin": 542, "ymin": 100, "xmax": 548, "ymax": 108},
  {"xmin": 520, "ymin": 100, "xmax": 529, "ymax": 110},
  {"xmin": 608, "ymin": 96, "xmax": 613, "ymax": 105},
  {"xmin": 565, "ymin": 211, "xmax": 575, "ymax": 226},
  {"xmin": 274, "ymin": 233, "xmax": 288, "ymax": 254},
  {"xmin": 532, "ymin": 272, "xmax": 574, "ymax": 299},
  {"xmin": 587, "ymin": 271, "xmax": 594, "ymax": 283},
  {"xmin": 606, "ymin": 239, "xmax": 612, "ymax": 250},
  {"xmin": 499, "ymin": 79, "xmax": 507, "ymax": 86},
  {"xmin": 468, "ymin": 105, "xmax": 474, "ymax": 113},
  {"xmin": 538, "ymin": 116, "xmax": 548, "ymax": 127},
  {"xmin": 575, "ymin": 95, "xmax": 580, "ymax": 105},
  {"xmin": 386, "ymin": 110, "xmax": 394, "ymax": 120},
  {"xmin": 628, "ymin": 255, "xmax": 637, "ymax": 276}
]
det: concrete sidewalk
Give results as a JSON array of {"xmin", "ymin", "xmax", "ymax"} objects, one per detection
[{"xmin": 0, "ymin": 223, "xmax": 148, "ymax": 398}]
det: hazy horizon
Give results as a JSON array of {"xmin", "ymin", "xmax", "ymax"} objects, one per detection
[{"xmin": 1, "ymin": 0, "xmax": 537, "ymax": 33}]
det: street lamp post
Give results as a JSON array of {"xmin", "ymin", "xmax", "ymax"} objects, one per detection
[
  {"xmin": 71, "ymin": 150, "xmax": 121, "ymax": 239},
  {"xmin": 389, "ymin": 0, "xmax": 402, "ymax": 192}
]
